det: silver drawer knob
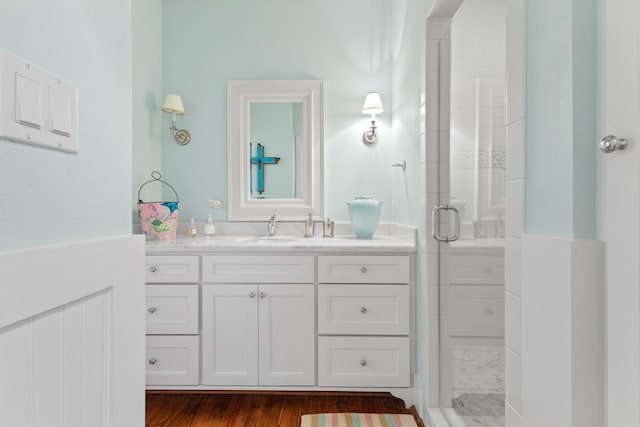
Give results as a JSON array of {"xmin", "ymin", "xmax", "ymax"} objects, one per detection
[
  {"xmin": 360, "ymin": 307, "xmax": 368, "ymax": 314},
  {"xmin": 360, "ymin": 359, "xmax": 367, "ymax": 367},
  {"xmin": 259, "ymin": 292, "xmax": 266, "ymax": 299},
  {"xmin": 148, "ymin": 307, "xmax": 157, "ymax": 314},
  {"xmin": 249, "ymin": 292, "xmax": 256, "ymax": 298},
  {"xmin": 361, "ymin": 266, "xmax": 368, "ymax": 273},
  {"xmin": 148, "ymin": 358, "xmax": 157, "ymax": 365},
  {"xmin": 148, "ymin": 266, "xmax": 158, "ymax": 273}
]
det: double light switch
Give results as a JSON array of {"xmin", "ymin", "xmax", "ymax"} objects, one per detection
[{"xmin": 0, "ymin": 48, "xmax": 78, "ymax": 153}]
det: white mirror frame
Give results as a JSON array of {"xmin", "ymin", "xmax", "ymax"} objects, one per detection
[{"xmin": 227, "ymin": 80, "xmax": 324, "ymax": 221}]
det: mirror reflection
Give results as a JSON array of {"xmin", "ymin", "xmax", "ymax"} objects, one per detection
[
  {"xmin": 249, "ymin": 102, "xmax": 304, "ymax": 199},
  {"xmin": 227, "ymin": 79, "xmax": 324, "ymax": 221}
]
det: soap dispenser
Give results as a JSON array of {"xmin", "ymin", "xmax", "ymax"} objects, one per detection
[
  {"xmin": 187, "ymin": 218, "xmax": 197, "ymax": 238},
  {"xmin": 204, "ymin": 214, "xmax": 216, "ymax": 237},
  {"xmin": 304, "ymin": 213, "xmax": 314, "ymax": 237}
]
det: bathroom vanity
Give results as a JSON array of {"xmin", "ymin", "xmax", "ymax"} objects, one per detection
[{"xmin": 143, "ymin": 233, "xmax": 416, "ymax": 400}]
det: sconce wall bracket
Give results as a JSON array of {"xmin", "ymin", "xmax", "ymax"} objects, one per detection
[
  {"xmin": 362, "ymin": 120, "xmax": 378, "ymax": 144},
  {"xmin": 170, "ymin": 121, "xmax": 191, "ymax": 145}
]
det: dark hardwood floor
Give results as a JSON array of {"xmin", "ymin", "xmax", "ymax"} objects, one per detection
[{"xmin": 146, "ymin": 391, "xmax": 425, "ymax": 427}]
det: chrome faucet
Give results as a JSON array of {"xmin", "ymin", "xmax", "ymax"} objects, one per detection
[{"xmin": 267, "ymin": 214, "xmax": 277, "ymax": 237}]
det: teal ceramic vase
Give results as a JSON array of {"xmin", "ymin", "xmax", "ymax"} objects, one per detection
[{"xmin": 346, "ymin": 196, "xmax": 383, "ymax": 239}]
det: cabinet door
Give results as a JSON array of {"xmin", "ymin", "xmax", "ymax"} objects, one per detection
[
  {"xmin": 258, "ymin": 284, "xmax": 315, "ymax": 385},
  {"xmin": 202, "ymin": 255, "xmax": 314, "ymax": 283},
  {"xmin": 318, "ymin": 256, "xmax": 410, "ymax": 284},
  {"xmin": 145, "ymin": 284, "xmax": 199, "ymax": 335},
  {"xmin": 318, "ymin": 336, "xmax": 410, "ymax": 387},
  {"xmin": 201, "ymin": 284, "xmax": 258, "ymax": 385},
  {"xmin": 146, "ymin": 335, "xmax": 199, "ymax": 386},
  {"xmin": 145, "ymin": 255, "xmax": 199, "ymax": 283},
  {"xmin": 318, "ymin": 284, "xmax": 410, "ymax": 335}
]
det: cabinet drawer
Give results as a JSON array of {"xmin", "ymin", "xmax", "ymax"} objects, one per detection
[
  {"xmin": 318, "ymin": 256, "xmax": 410, "ymax": 284},
  {"xmin": 146, "ymin": 285, "xmax": 199, "ymax": 334},
  {"xmin": 318, "ymin": 336, "xmax": 410, "ymax": 387},
  {"xmin": 449, "ymin": 285, "xmax": 504, "ymax": 337},
  {"xmin": 318, "ymin": 285, "xmax": 409, "ymax": 335},
  {"xmin": 449, "ymin": 252, "xmax": 504, "ymax": 285},
  {"xmin": 202, "ymin": 255, "xmax": 314, "ymax": 283},
  {"xmin": 145, "ymin": 255, "xmax": 199, "ymax": 283},
  {"xmin": 145, "ymin": 335, "xmax": 199, "ymax": 386}
]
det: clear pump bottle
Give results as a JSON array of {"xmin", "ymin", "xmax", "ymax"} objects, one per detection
[{"xmin": 204, "ymin": 214, "xmax": 216, "ymax": 237}]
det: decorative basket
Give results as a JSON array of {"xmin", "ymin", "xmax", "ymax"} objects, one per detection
[{"xmin": 137, "ymin": 171, "xmax": 180, "ymax": 241}]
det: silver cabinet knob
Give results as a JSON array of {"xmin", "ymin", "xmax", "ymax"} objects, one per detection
[
  {"xmin": 148, "ymin": 358, "xmax": 157, "ymax": 365},
  {"xmin": 148, "ymin": 307, "xmax": 157, "ymax": 314},
  {"xmin": 600, "ymin": 135, "xmax": 628, "ymax": 153},
  {"xmin": 148, "ymin": 266, "xmax": 158, "ymax": 273},
  {"xmin": 249, "ymin": 292, "xmax": 256, "ymax": 298},
  {"xmin": 259, "ymin": 292, "xmax": 266, "ymax": 299},
  {"xmin": 360, "ymin": 359, "xmax": 367, "ymax": 367},
  {"xmin": 360, "ymin": 307, "xmax": 368, "ymax": 314},
  {"xmin": 361, "ymin": 266, "xmax": 368, "ymax": 273}
]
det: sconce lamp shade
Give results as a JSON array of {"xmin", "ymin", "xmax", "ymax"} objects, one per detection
[
  {"xmin": 162, "ymin": 94, "xmax": 185, "ymax": 115},
  {"xmin": 362, "ymin": 92, "xmax": 384, "ymax": 115}
]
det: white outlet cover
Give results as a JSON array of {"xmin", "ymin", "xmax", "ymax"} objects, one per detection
[{"xmin": 0, "ymin": 48, "xmax": 78, "ymax": 153}]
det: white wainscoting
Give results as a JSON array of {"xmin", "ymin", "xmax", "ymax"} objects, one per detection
[
  {"xmin": 0, "ymin": 235, "xmax": 145, "ymax": 427},
  {"xmin": 521, "ymin": 234, "xmax": 604, "ymax": 427}
]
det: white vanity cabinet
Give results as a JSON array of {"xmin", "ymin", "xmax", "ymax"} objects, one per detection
[
  {"xmin": 143, "ymin": 237, "xmax": 415, "ymax": 399},
  {"xmin": 144, "ymin": 255, "xmax": 200, "ymax": 386},
  {"xmin": 200, "ymin": 256, "xmax": 315, "ymax": 386},
  {"xmin": 317, "ymin": 255, "xmax": 411, "ymax": 388}
]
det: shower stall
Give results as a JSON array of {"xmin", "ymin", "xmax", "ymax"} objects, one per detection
[{"xmin": 424, "ymin": 0, "xmax": 507, "ymax": 426}]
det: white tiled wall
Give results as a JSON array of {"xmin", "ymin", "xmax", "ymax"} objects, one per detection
[
  {"xmin": 504, "ymin": 0, "xmax": 525, "ymax": 424},
  {"xmin": 449, "ymin": 8, "xmax": 507, "ymax": 232}
]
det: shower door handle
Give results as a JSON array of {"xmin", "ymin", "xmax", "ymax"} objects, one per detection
[{"xmin": 432, "ymin": 204, "xmax": 460, "ymax": 243}]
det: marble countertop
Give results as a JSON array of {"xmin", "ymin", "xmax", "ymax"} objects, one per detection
[{"xmin": 145, "ymin": 234, "xmax": 415, "ymax": 253}]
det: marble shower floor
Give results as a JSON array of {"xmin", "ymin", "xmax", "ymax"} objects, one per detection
[{"xmin": 451, "ymin": 345, "xmax": 505, "ymax": 427}]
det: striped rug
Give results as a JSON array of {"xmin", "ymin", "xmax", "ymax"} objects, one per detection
[{"xmin": 301, "ymin": 413, "xmax": 418, "ymax": 427}]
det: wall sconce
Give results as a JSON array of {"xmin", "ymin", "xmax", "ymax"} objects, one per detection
[
  {"xmin": 362, "ymin": 92, "xmax": 384, "ymax": 144},
  {"xmin": 162, "ymin": 94, "xmax": 191, "ymax": 145}
]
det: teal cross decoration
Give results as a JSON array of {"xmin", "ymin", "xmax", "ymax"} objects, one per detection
[{"xmin": 250, "ymin": 143, "xmax": 281, "ymax": 194}]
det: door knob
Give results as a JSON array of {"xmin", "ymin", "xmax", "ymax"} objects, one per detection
[{"xmin": 600, "ymin": 135, "xmax": 628, "ymax": 153}]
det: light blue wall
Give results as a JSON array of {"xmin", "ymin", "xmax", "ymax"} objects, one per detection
[
  {"xmin": 133, "ymin": 0, "xmax": 164, "ymax": 214},
  {"xmin": 160, "ymin": 0, "xmax": 398, "ymax": 223},
  {"xmin": 391, "ymin": 0, "xmax": 428, "ymax": 226},
  {"xmin": 0, "ymin": 0, "xmax": 133, "ymax": 251},
  {"xmin": 526, "ymin": 0, "xmax": 597, "ymax": 239}
]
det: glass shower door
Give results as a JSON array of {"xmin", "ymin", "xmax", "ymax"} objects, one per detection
[{"xmin": 434, "ymin": 0, "xmax": 507, "ymax": 426}]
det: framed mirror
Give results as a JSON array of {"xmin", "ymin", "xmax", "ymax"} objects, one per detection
[{"xmin": 227, "ymin": 80, "xmax": 324, "ymax": 221}]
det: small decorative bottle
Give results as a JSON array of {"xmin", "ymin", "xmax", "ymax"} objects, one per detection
[
  {"xmin": 323, "ymin": 218, "xmax": 335, "ymax": 238},
  {"xmin": 204, "ymin": 214, "xmax": 216, "ymax": 237},
  {"xmin": 187, "ymin": 218, "xmax": 197, "ymax": 238}
]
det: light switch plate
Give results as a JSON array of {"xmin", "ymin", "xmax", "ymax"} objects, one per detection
[{"xmin": 0, "ymin": 48, "xmax": 78, "ymax": 153}]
